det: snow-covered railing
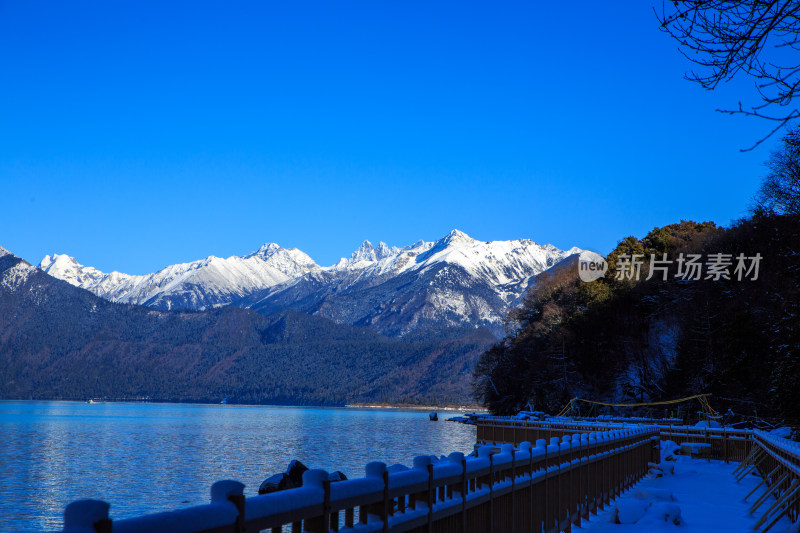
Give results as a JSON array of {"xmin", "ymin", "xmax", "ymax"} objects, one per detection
[
  {"xmin": 476, "ymin": 417, "xmax": 754, "ymax": 463},
  {"xmin": 477, "ymin": 418, "xmax": 800, "ymax": 530},
  {"xmin": 738, "ymin": 430, "xmax": 800, "ymax": 530},
  {"xmin": 61, "ymin": 426, "xmax": 659, "ymax": 533}
]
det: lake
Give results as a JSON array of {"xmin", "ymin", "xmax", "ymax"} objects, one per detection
[{"xmin": 0, "ymin": 401, "xmax": 477, "ymax": 532}]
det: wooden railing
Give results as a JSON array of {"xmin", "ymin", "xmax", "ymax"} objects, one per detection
[
  {"xmin": 62, "ymin": 426, "xmax": 658, "ymax": 533},
  {"xmin": 476, "ymin": 418, "xmax": 754, "ymax": 463},
  {"xmin": 742, "ymin": 430, "xmax": 800, "ymax": 531},
  {"xmin": 476, "ymin": 417, "xmax": 800, "ymax": 533}
]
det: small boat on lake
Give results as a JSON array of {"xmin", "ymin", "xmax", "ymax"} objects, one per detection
[{"xmin": 429, "ymin": 412, "xmax": 438, "ymax": 421}]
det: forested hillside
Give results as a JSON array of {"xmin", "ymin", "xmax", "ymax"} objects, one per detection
[
  {"xmin": 474, "ymin": 130, "xmax": 800, "ymax": 422},
  {"xmin": 474, "ymin": 215, "xmax": 800, "ymax": 420},
  {"xmin": 0, "ymin": 250, "xmax": 493, "ymax": 405}
]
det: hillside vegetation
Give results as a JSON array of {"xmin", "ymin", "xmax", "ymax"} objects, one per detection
[
  {"xmin": 475, "ymin": 130, "xmax": 800, "ymax": 422},
  {"xmin": 0, "ymin": 252, "xmax": 493, "ymax": 405}
]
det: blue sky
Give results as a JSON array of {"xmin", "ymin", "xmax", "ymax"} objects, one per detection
[{"xmin": 0, "ymin": 1, "xmax": 777, "ymax": 273}]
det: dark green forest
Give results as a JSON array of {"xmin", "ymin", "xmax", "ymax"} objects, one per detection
[
  {"xmin": 474, "ymin": 130, "xmax": 800, "ymax": 423},
  {"xmin": 0, "ymin": 257, "xmax": 494, "ymax": 405}
]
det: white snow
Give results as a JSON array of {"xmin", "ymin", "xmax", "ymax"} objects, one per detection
[
  {"xmin": 39, "ymin": 244, "xmax": 320, "ymax": 310},
  {"xmin": 693, "ymin": 420, "xmax": 723, "ymax": 429},
  {"xmin": 769, "ymin": 427, "xmax": 794, "ymax": 439},
  {"xmin": 574, "ymin": 456, "xmax": 798, "ymax": 533},
  {"xmin": 0, "ymin": 262, "xmax": 35, "ymax": 292},
  {"xmin": 612, "ymin": 499, "xmax": 650, "ymax": 524},
  {"xmin": 37, "ymin": 230, "xmax": 584, "ymax": 325}
]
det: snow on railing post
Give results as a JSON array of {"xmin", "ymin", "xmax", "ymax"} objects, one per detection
[
  {"xmin": 210, "ymin": 480, "xmax": 245, "ymax": 533},
  {"xmin": 63, "ymin": 499, "xmax": 111, "ymax": 533},
  {"xmin": 360, "ymin": 462, "xmax": 388, "ymax": 531},
  {"xmin": 518, "ymin": 441, "xmax": 532, "ymax": 480},
  {"xmin": 580, "ymin": 433, "xmax": 589, "ymax": 521},
  {"xmin": 565, "ymin": 434, "xmax": 578, "ymax": 527},
  {"xmin": 600, "ymin": 432, "xmax": 610, "ymax": 506},
  {"xmin": 300, "ymin": 469, "xmax": 329, "ymax": 533},
  {"xmin": 548, "ymin": 436, "xmax": 561, "ymax": 531},
  {"xmin": 488, "ymin": 449, "xmax": 495, "ymax": 531},
  {"xmin": 534, "ymin": 437, "xmax": 546, "ymax": 529},
  {"xmin": 409, "ymin": 454, "xmax": 433, "ymax": 522},
  {"xmin": 446, "ymin": 451, "xmax": 467, "ymax": 525}
]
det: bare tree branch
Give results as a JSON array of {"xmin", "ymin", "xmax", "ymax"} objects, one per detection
[{"xmin": 658, "ymin": 1, "xmax": 800, "ymax": 149}]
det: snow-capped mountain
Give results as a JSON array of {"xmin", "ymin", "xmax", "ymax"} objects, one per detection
[
  {"xmin": 0, "ymin": 245, "xmax": 38, "ymax": 295},
  {"xmin": 241, "ymin": 230, "xmax": 582, "ymax": 336},
  {"xmin": 39, "ymin": 230, "xmax": 583, "ymax": 335},
  {"xmin": 39, "ymin": 244, "xmax": 318, "ymax": 310},
  {"xmin": 1, "ymin": 243, "xmax": 496, "ymax": 404}
]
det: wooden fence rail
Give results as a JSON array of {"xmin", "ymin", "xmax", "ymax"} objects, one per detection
[
  {"xmin": 476, "ymin": 418, "xmax": 755, "ymax": 463},
  {"xmin": 747, "ymin": 430, "xmax": 800, "ymax": 530},
  {"xmin": 62, "ymin": 427, "xmax": 659, "ymax": 533},
  {"xmin": 476, "ymin": 418, "xmax": 800, "ymax": 533}
]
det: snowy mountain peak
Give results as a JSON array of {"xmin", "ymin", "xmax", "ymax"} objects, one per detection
[
  {"xmin": 39, "ymin": 242, "xmax": 318, "ymax": 311},
  {"xmin": 37, "ymin": 232, "xmax": 585, "ymax": 333},
  {"xmin": 348, "ymin": 240, "xmax": 400, "ymax": 264},
  {"xmin": 445, "ymin": 228, "xmax": 471, "ymax": 241},
  {"xmin": 40, "ymin": 254, "xmax": 90, "ymax": 275},
  {"xmin": 246, "ymin": 243, "xmax": 282, "ymax": 259},
  {"xmin": 0, "ymin": 245, "xmax": 11, "ymax": 258},
  {"xmin": 350, "ymin": 240, "xmax": 377, "ymax": 263},
  {"xmin": 375, "ymin": 241, "xmax": 394, "ymax": 260},
  {"xmin": 438, "ymin": 229, "xmax": 476, "ymax": 249}
]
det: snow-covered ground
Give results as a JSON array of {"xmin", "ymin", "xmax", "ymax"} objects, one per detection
[{"xmin": 575, "ymin": 449, "xmax": 798, "ymax": 533}]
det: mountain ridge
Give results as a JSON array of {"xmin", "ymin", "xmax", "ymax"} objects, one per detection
[
  {"xmin": 0, "ymin": 245, "xmax": 494, "ymax": 404},
  {"xmin": 39, "ymin": 230, "xmax": 583, "ymax": 336}
]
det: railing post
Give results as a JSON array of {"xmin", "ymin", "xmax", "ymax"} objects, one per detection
[
  {"xmin": 300, "ymin": 470, "xmax": 330, "ymax": 533},
  {"xmin": 723, "ymin": 428, "xmax": 729, "ymax": 464},
  {"xmin": 511, "ymin": 445, "xmax": 517, "ymax": 533},
  {"xmin": 63, "ymin": 500, "xmax": 111, "ymax": 533},
  {"xmin": 427, "ymin": 462, "xmax": 434, "ymax": 532},
  {"xmin": 382, "ymin": 470, "xmax": 389, "ymax": 533},
  {"xmin": 210, "ymin": 480, "xmax": 246, "ymax": 533},
  {"xmin": 589, "ymin": 432, "xmax": 598, "ymax": 516},
  {"xmin": 552, "ymin": 436, "xmax": 561, "ymax": 533},
  {"xmin": 488, "ymin": 451, "xmax": 495, "ymax": 533},
  {"xmin": 461, "ymin": 456, "xmax": 467, "ymax": 533}
]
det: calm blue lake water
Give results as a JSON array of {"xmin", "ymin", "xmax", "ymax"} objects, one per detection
[{"xmin": 0, "ymin": 401, "xmax": 477, "ymax": 532}]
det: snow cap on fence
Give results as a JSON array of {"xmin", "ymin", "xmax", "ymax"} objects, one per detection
[
  {"xmin": 519, "ymin": 441, "xmax": 532, "ymax": 452},
  {"xmin": 303, "ymin": 469, "xmax": 330, "ymax": 488},
  {"xmin": 536, "ymin": 439, "xmax": 547, "ymax": 449},
  {"xmin": 550, "ymin": 437, "xmax": 560, "ymax": 446},
  {"xmin": 414, "ymin": 455, "xmax": 433, "ymax": 469},
  {"xmin": 210, "ymin": 480, "xmax": 244, "ymax": 503},
  {"xmin": 448, "ymin": 452, "xmax": 465, "ymax": 464},
  {"xmin": 477, "ymin": 445, "xmax": 494, "ymax": 459},
  {"xmin": 366, "ymin": 461, "xmax": 387, "ymax": 478},
  {"xmin": 64, "ymin": 500, "xmax": 109, "ymax": 533}
]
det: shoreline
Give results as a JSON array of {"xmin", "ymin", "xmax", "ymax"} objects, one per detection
[
  {"xmin": 345, "ymin": 403, "xmax": 487, "ymax": 412},
  {"xmin": 0, "ymin": 398, "xmax": 488, "ymax": 412}
]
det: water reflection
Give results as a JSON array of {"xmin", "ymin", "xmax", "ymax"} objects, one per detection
[{"xmin": 0, "ymin": 402, "xmax": 476, "ymax": 532}]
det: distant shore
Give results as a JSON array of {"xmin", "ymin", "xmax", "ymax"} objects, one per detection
[
  {"xmin": 2, "ymin": 398, "xmax": 488, "ymax": 411},
  {"xmin": 345, "ymin": 403, "xmax": 487, "ymax": 412}
]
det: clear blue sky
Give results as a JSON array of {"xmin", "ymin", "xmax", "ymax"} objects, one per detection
[{"xmin": 0, "ymin": 1, "xmax": 777, "ymax": 273}]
